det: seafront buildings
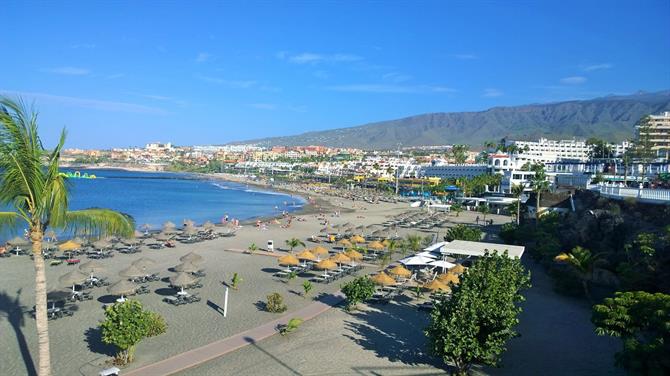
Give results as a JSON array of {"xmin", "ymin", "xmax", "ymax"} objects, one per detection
[{"xmin": 638, "ymin": 111, "xmax": 670, "ymax": 159}]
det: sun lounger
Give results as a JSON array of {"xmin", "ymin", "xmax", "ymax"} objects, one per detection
[
  {"xmin": 99, "ymin": 366, "xmax": 120, "ymax": 376},
  {"xmin": 66, "ymin": 258, "xmax": 80, "ymax": 265}
]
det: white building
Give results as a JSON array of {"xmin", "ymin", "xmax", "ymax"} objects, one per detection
[
  {"xmin": 420, "ymin": 163, "xmax": 489, "ymax": 179},
  {"xmin": 510, "ymin": 138, "xmax": 591, "ymax": 163}
]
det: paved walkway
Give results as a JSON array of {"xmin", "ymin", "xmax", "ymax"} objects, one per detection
[{"xmin": 125, "ymin": 292, "xmax": 345, "ymax": 376}]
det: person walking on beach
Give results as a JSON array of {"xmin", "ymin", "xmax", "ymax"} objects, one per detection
[{"xmin": 476, "ymin": 215, "xmax": 480, "ymax": 225}]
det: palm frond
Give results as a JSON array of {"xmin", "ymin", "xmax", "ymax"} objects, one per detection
[
  {"xmin": 0, "ymin": 211, "xmax": 18, "ymax": 228},
  {"xmin": 63, "ymin": 209, "xmax": 135, "ymax": 238}
]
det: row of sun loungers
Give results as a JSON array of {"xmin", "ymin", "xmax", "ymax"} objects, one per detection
[{"xmin": 163, "ymin": 293, "xmax": 201, "ymax": 305}]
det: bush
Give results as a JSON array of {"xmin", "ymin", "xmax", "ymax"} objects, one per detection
[
  {"xmin": 499, "ymin": 223, "xmax": 519, "ymax": 244},
  {"xmin": 266, "ymin": 292, "xmax": 287, "ymax": 313},
  {"xmin": 341, "ymin": 276, "xmax": 376, "ymax": 310},
  {"xmin": 445, "ymin": 224, "xmax": 482, "ymax": 242},
  {"xmin": 146, "ymin": 311, "xmax": 167, "ymax": 337},
  {"xmin": 280, "ymin": 318, "xmax": 303, "ymax": 335}
]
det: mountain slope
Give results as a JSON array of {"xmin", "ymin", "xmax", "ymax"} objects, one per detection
[{"xmin": 232, "ymin": 91, "xmax": 670, "ymax": 149}]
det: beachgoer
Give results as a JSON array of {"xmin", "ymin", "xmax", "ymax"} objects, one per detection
[{"xmin": 476, "ymin": 216, "xmax": 480, "ymax": 224}]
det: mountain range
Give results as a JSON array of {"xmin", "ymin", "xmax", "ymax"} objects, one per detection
[{"xmin": 231, "ymin": 90, "xmax": 670, "ymax": 149}]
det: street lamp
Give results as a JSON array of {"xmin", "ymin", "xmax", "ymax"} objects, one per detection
[{"xmin": 395, "ymin": 143, "xmax": 401, "ymax": 195}]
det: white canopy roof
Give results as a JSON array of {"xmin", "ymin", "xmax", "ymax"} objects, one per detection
[
  {"xmin": 429, "ymin": 260, "xmax": 456, "ymax": 269},
  {"xmin": 400, "ymin": 255, "xmax": 435, "ymax": 266},
  {"xmin": 416, "ymin": 251, "xmax": 439, "ymax": 259},
  {"xmin": 440, "ymin": 240, "xmax": 525, "ymax": 259},
  {"xmin": 423, "ymin": 242, "xmax": 448, "ymax": 252}
]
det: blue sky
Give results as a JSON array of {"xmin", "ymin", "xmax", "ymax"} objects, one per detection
[{"xmin": 2, "ymin": 0, "xmax": 669, "ymax": 148}]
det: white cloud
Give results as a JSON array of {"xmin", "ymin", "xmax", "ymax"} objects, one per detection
[
  {"xmin": 249, "ymin": 103, "xmax": 277, "ymax": 110},
  {"xmin": 195, "ymin": 52, "xmax": 211, "ymax": 63},
  {"xmin": 195, "ymin": 74, "xmax": 257, "ymax": 88},
  {"xmin": 43, "ymin": 67, "xmax": 90, "ymax": 76},
  {"xmin": 483, "ymin": 88, "xmax": 504, "ymax": 97},
  {"xmin": 278, "ymin": 52, "xmax": 363, "ymax": 64},
  {"xmin": 327, "ymin": 84, "xmax": 456, "ymax": 94},
  {"xmin": 560, "ymin": 76, "xmax": 587, "ymax": 85},
  {"xmin": 452, "ymin": 53, "xmax": 478, "ymax": 60},
  {"xmin": 582, "ymin": 63, "xmax": 613, "ymax": 72},
  {"xmin": 0, "ymin": 89, "xmax": 168, "ymax": 114}
]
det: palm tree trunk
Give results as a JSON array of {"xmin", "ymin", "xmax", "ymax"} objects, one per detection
[
  {"xmin": 516, "ymin": 200, "xmax": 520, "ymax": 225},
  {"xmin": 31, "ymin": 228, "xmax": 51, "ymax": 376},
  {"xmin": 535, "ymin": 193, "xmax": 541, "ymax": 221}
]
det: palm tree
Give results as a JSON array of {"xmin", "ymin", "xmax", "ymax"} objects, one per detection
[
  {"xmin": 554, "ymin": 246, "xmax": 600, "ymax": 301},
  {"xmin": 0, "ymin": 98, "xmax": 135, "ymax": 376},
  {"xmin": 285, "ymin": 237, "xmax": 305, "ymax": 252},
  {"xmin": 386, "ymin": 239, "xmax": 401, "ymax": 257},
  {"xmin": 511, "ymin": 183, "xmax": 525, "ymax": 225},
  {"xmin": 405, "ymin": 234, "xmax": 423, "ymax": 254},
  {"xmin": 529, "ymin": 163, "xmax": 550, "ymax": 221},
  {"xmin": 247, "ymin": 242, "xmax": 258, "ymax": 254}
]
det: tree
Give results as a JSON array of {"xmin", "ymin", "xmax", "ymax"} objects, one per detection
[
  {"xmin": 285, "ymin": 237, "xmax": 305, "ymax": 252},
  {"xmin": 302, "ymin": 280, "xmax": 313, "ymax": 297},
  {"xmin": 554, "ymin": 246, "xmax": 601, "ymax": 301},
  {"xmin": 266, "ymin": 292, "xmax": 287, "ymax": 313},
  {"xmin": 477, "ymin": 205, "xmax": 490, "ymax": 223},
  {"xmin": 450, "ymin": 144, "xmax": 469, "ymax": 164},
  {"xmin": 592, "ymin": 291, "xmax": 670, "ymax": 375},
  {"xmin": 0, "ymin": 98, "xmax": 135, "ymax": 376},
  {"xmin": 425, "ymin": 251, "xmax": 531, "ymax": 375},
  {"xmin": 341, "ymin": 276, "xmax": 376, "ymax": 310},
  {"xmin": 586, "ymin": 137, "xmax": 614, "ymax": 160},
  {"xmin": 634, "ymin": 116, "xmax": 657, "ymax": 171},
  {"xmin": 386, "ymin": 239, "xmax": 401, "ymax": 256},
  {"xmin": 528, "ymin": 163, "xmax": 550, "ymax": 221},
  {"xmin": 511, "ymin": 183, "xmax": 525, "ymax": 225},
  {"xmin": 445, "ymin": 225, "xmax": 482, "ymax": 242},
  {"xmin": 280, "ymin": 318, "xmax": 303, "ymax": 336},
  {"xmin": 100, "ymin": 300, "xmax": 166, "ymax": 365},
  {"xmin": 451, "ymin": 203, "xmax": 463, "ymax": 217},
  {"xmin": 247, "ymin": 242, "xmax": 258, "ymax": 254},
  {"xmin": 405, "ymin": 234, "xmax": 423, "ymax": 253}
]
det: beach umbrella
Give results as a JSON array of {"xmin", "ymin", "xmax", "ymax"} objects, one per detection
[
  {"xmin": 180, "ymin": 252, "xmax": 204, "ymax": 264},
  {"xmin": 278, "ymin": 254, "xmax": 299, "ymax": 267},
  {"xmin": 7, "ymin": 237, "xmax": 29, "ymax": 247},
  {"xmin": 430, "ymin": 260, "xmax": 456, "ymax": 273},
  {"xmin": 344, "ymin": 248, "xmax": 363, "ymax": 261},
  {"xmin": 169, "ymin": 272, "xmax": 197, "ymax": 294},
  {"xmin": 450, "ymin": 264, "xmax": 466, "ymax": 275},
  {"xmin": 424, "ymin": 279, "xmax": 451, "ymax": 293},
  {"xmin": 437, "ymin": 273, "xmax": 460, "ymax": 285},
  {"xmin": 315, "ymin": 259, "xmax": 337, "ymax": 276},
  {"xmin": 59, "ymin": 270, "xmax": 88, "ymax": 292},
  {"xmin": 312, "ymin": 245, "xmax": 329, "ymax": 256},
  {"xmin": 132, "ymin": 257, "xmax": 156, "ymax": 270},
  {"xmin": 400, "ymin": 255, "xmax": 434, "ymax": 266},
  {"xmin": 46, "ymin": 290, "xmax": 72, "ymax": 309},
  {"xmin": 119, "ymin": 264, "xmax": 145, "ymax": 279},
  {"xmin": 371, "ymin": 272, "xmax": 396, "ymax": 286},
  {"xmin": 296, "ymin": 250, "xmax": 316, "ymax": 261},
  {"xmin": 203, "ymin": 221, "xmax": 216, "ymax": 230},
  {"xmin": 163, "ymin": 227, "xmax": 178, "ymax": 234},
  {"xmin": 330, "ymin": 253, "xmax": 351, "ymax": 266},
  {"xmin": 174, "ymin": 262, "xmax": 200, "ymax": 273},
  {"xmin": 163, "ymin": 221, "xmax": 176, "ymax": 230},
  {"xmin": 381, "ymin": 239, "xmax": 391, "ymax": 247},
  {"xmin": 337, "ymin": 239, "xmax": 352, "ymax": 248},
  {"xmin": 368, "ymin": 241, "xmax": 385, "ymax": 251},
  {"xmin": 182, "ymin": 227, "xmax": 198, "ymax": 237},
  {"xmin": 350, "ymin": 235, "xmax": 365, "ymax": 244},
  {"xmin": 58, "ymin": 240, "xmax": 81, "ymax": 252},
  {"xmin": 107, "ymin": 280, "xmax": 138, "ymax": 302},
  {"xmin": 79, "ymin": 260, "xmax": 105, "ymax": 278},
  {"xmin": 93, "ymin": 239, "xmax": 113, "ymax": 250},
  {"xmin": 388, "ymin": 265, "xmax": 412, "ymax": 278},
  {"xmin": 154, "ymin": 233, "xmax": 171, "ymax": 241},
  {"xmin": 45, "ymin": 230, "xmax": 57, "ymax": 242},
  {"xmin": 183, "ymin": 219, "xmax": 195, "ymax": 227},
  {"xmin": 132, "ymin": 230, "xmax": 144, "ymax": 239},
  {"xmin": 124, "ymin": 237, "xmax": 142, "ymax": 246}
]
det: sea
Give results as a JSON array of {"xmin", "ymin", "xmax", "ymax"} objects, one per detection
[{"xmin": 0, "ymin": 169, "xmax": 304, "ymax": 240}]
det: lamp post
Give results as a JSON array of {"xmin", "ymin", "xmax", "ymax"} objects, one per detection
[{"xmin": 395, "ymin": 143, "xmax": 401, "ymax": 196}]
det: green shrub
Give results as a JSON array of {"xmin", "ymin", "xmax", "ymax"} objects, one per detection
[
  {"xmin": 146, "ymin": 311, "xmax": 167, "ymax": 337},
  {"xmin": 499, "ymin": 223, "xmax": 519, "ymax": 244},
  {"xmin": 266, "ymin": 292, "xmax": 287, "ymax": 313},
  {"xmin": 341, "ymin": 276, "xmax": 376, "ymax": 311}
]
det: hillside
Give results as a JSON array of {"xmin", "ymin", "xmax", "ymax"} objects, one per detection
[{"xmin": 232, "ymin": 91, "xmax": 670, "ymax": 149}]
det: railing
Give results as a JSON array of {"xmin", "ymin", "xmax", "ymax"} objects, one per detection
[{"xmin": 596, "ymin": 185, "xmax": 670, "ymax": 204}]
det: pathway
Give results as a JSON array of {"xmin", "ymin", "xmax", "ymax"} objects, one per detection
[{"xmin": 125, "ymin": 292, "xmax": 345, "ymax": 376}]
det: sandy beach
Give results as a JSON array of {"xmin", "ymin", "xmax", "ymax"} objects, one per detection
[{"xmin": 0, "ymin": 183, "xmax": 621, "ymax": 376}]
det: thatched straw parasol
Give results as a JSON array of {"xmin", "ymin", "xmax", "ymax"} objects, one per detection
[
  {"xmin": 424, "ymin": 279, "xmax": 451, "ymax": 292},
  {"xmin": 7, "ymin": 237, "xmax": 29, "ymax": 247},
  {"xmin": 119, "ymin": 264, "xmax": 145, "ymax": 279},
  {"xmin": 174, "ymin": 262, "xmax": 200, "ymax": 273},
  {"xmin": 311, "ymin": 246, "xmax": 329, "ymax": 258},
  {"xmin": 203, "ymin": 221, "xmax": 216, "ymax": 230},
  {"xmin": 437, "ymin": 273, "xmax": 460, "ymax": 285},
  {"xmin": 183, "ymin": 219, "xmax": 195, "ymax": 227},
  {"xmin": 388, "ymin": 265, "xmax": 412, "ymax": 278},
  {"xmin": 296, "ymin": 250, "xmax": 316, "ymax": 261},
  {"xmin": 79, "ymin": 260, "xmax": 105, "ymax": 278},
  {"xmin": 350, "ymin": 235, "xmax": 365, "ymax": 244},
  {"xmin": 330, "ymin": 253, "xmax": 351, "ymax": 265},
  {"xmin": 179, "ymin": 252, "xmax": 204, "ymax": 264},
  {"xmin": 278, "ymin": 254, "xmax": 300, "ymax": 266},
  {"xmin": 337, "ymin": 239, "xmax": 352, "ymax": 248},
  {"xmin": 344, "ymin": 248, "xmax": 363, "ymax": 261},
  {"xmin": 58, "ymin": 240, "xmax": 81, "ymax": 252},
  {"xmin": 368, "ymin": 241, "xmax": 385, "ymax": 251},
  {"xmin": 59, "ymin": 270, "xmax": 89, "ymax": 292},
  {"xmin": 371, "ymin": 272, "xmax": 396, "ymax": 286},
  {"xmin": 154, "ymin": 232, "xmax": 171, "ymax": 241},
  {"xmin": 315, "ymin": 259, "xmax": 337, "ymax": 276},
  {"xmin": 107, "ymin": 280, "xmax": 138, "ymax": 301},
  {"xmin": 163, "ymin": 221, "xmax": 176, "ymax": 229},
  {"xmin": 169, "ymin": 272, "xmax": 197, "ymax": 294},
  {"xmin": 131, "ymin": 257, "xmax": 156, "ymax": 270},
  {"xmin": 449, "ymin": 264, "xmax": 466, "ymax": 275},
  {"xmin": 182, "ymin": 226, "xmax": 198, "ymax": 236}
]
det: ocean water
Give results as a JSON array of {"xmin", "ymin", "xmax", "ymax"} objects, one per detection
[{"xmin": 1, "ymin": 169, "xmax": 304, "ymax": 238}]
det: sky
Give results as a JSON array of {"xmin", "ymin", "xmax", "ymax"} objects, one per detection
[{"xmin": 2, "ymin": 0, "xmax": 669, "ymax": 149}]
